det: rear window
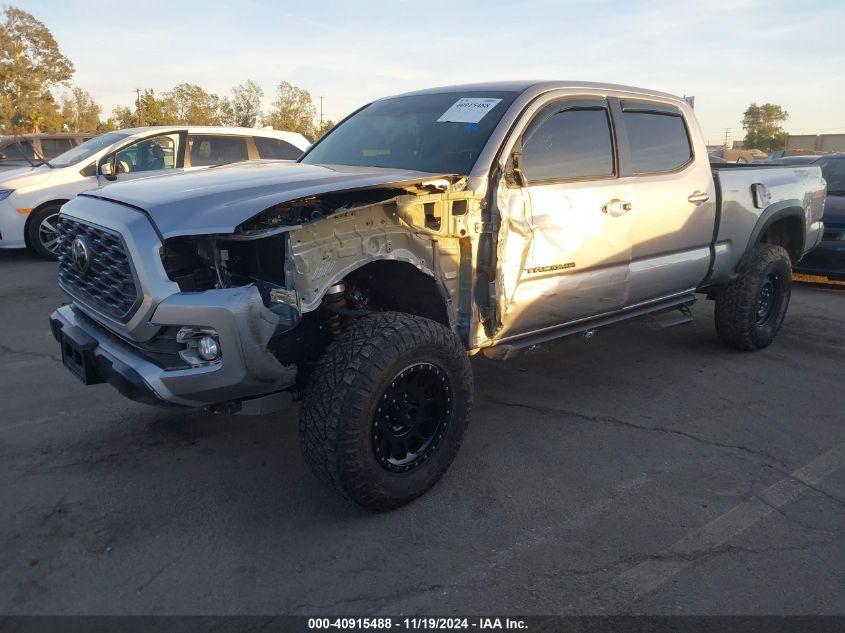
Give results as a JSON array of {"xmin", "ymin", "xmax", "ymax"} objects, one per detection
[
  {"xmin": 623, "ymin": 111, "xmax": 692, "ymax": 174},
  {"xmin": 188, "ymin": 135, "xmax": 249, "ymax": 166},
  {"xmin": 254, "ymin": 136, "xmax": 302, "ymax": 160},
  {"xmin": 2, "ymin": 140, "xmax": 35, "ymax": 160},
  {"xmin": 39, "ymin": 138, "xmax": 74, "ymax": 158}
]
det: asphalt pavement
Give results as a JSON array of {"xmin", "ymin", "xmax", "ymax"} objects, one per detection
[{"xmin": 1, "ymin": 248, "xmax": 843, "ymax": 615}]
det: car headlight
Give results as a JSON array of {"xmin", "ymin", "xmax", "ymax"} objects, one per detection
[{"xmin": 0, "ymin": 189, "xmax": 13, "ymax": 201}]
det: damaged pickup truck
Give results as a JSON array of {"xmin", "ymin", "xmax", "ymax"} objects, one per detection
[{"xmin": 50, "ymin": 81, "xmax": 826, "ymax": 510}]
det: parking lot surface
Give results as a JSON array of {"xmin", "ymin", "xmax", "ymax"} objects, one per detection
[{"xmin": 1, "ymin": 249, "xmax": 843, "ymax": 615}]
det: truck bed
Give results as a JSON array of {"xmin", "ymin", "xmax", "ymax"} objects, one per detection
[{"xmin": 707, "ymin": 164, "xmax": 826, "ymax": 284}]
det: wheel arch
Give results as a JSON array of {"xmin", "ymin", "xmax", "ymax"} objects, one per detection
[
  {"xmin": 744, "ymin": 200, "xmax": 806, "ymax": 265},
  {"xmin": 334, "ymin": 259, "xmax": 454, "ymax": 329},
  {"xmin": 23, "ymin": 199, "xmax": 69, "ymax": 247}
]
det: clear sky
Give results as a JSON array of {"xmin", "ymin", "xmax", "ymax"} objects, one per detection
[{"xmin": 19, "ymin": 0, "xmax": 845, "ymax": 145}]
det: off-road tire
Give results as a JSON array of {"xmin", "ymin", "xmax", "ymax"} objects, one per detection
[
  {"xmin": 715, "ymin": 243, "xmax": 792, "ymax": 351},
  {"xmin": 299, "ymin": 312, "xmax": 473, "ymax": 511},
  {"xmin": 26, "ymin": 203, "xmax": 63, "ymax": 260}
]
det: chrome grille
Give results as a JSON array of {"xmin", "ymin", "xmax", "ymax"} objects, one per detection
[{"xmin": 57, "ymin": 216, "xmax": 140, "ymax": 321}]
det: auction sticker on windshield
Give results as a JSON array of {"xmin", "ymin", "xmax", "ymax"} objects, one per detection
[{"xmin": 437, "ymin": 98, "xmax": 503, "ymax": 123}]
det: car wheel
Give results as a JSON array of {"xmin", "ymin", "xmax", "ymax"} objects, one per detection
[
  {"xmin": 714, "ymin": 244, "xmax": 792, "ymax": 351},
  {"xmin": 299, "ymin": 312, "xmax": 473, "ymax": 511},
  {"xmin": 26, "ymin": 203, "xmax": 64, "ymax": 260}
]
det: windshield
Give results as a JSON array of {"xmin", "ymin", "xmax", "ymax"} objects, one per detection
[
  {"xmin": 818, "ymin": 158, "xmax": 845, "ymax": 193},
  {"xmin": 50, "ymin": 132, "xmax": 130, "ymax": 168},
  {"xmin": 301, "ymin": 91, "xmax": 519, "ymax": 174}
]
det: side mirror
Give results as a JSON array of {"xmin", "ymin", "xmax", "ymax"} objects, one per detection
[{"xmin": 99, "ymin": 161, "xmax": 117, "ymax": 180}]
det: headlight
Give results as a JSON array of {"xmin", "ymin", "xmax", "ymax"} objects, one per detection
[{"xmin": 0, "ymin": 189, "xmax": 13, "ymax": 201}]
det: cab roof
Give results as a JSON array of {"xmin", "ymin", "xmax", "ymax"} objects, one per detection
[{"xmin": 390, "ymin": 80, "xmax": 683, "ymax": 102}]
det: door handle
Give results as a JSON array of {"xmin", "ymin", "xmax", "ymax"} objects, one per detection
[
  {"xmin": 601, "ymin": 199, "xmax": 632, "ymax": 217},
  {"xmin": 688, "ymin": 191, "xmax": 710, "ymax": 204}
]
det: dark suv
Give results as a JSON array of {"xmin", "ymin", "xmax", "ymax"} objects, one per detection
[{"xmin": 793, "ymin": 153, "xmax": 845, "ymax": 279}]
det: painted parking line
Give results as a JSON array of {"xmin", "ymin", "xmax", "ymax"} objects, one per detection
[
  {"xmin": 793, "ymin": 273, "xmax": 845, "ymax": 287},
  {"xmin": 574, "ymin": 442, "xmax": 845, "ymax": 614}
]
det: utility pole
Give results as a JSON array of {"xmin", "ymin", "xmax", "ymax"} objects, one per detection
[
  {"xmin": 723, "ymin": 128, "xmax": 731, "ymax": 150},
  {"xmin": 135, "ymin": 88, "xmax": 144, "ymax": 127}
]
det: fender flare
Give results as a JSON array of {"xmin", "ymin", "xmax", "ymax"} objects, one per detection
[{"xmin": 743, "ymin": 199, "xmax": 806, "ymax": 265}]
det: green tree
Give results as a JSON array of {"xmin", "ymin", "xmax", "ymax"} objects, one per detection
[
  {"xmin": 138, "ymin": 89, "xmax": 175, "ymax": 126},
  {"xmin": 230, "ymin": 80, "xmax": 263, "ymax": 128},
  {"xmin": 0, "ymin": 6, "xmax": 74, "ymax": 133},
  {"xmin": 742, "ymin": 103, "xmax": 789, "ymax": 152},
  {"xmin": 164, "ymin": 83, "xmax": 227, "ymax": 125},
  {"xmin": 315, "ymin": 119, "xmax": 335, "ymax": 139},
  {"xmin": 107, "ymin": 105, "xmax": 136, "ymax": 130},
  {"xmin": 60, "ymin": 87, "xmax": 101, "ymax": 132},
  {"xmin": 264, "ymin": 81, "xmax": 316, "ymax": 138}
]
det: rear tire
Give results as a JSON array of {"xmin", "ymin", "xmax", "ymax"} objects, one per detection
[
  {"xmin": 714, "ymin": 244, "xmax": 792, "ymax": 351},
  {"xmin": 26, "ymin": 203, "xmax": 63, "ymax": 260},
  {"xmin": 299, "ymin": 312, "xmax": 473, "ymax": 511}
]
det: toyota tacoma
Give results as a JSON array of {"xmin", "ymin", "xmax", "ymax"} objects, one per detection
[{"xmin": 50, "ymin": 81, "xmax": 826, "ymax": 510}]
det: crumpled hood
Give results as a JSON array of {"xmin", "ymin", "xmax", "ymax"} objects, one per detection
[{"xmin": 79, "ymin": 161, "xmax": 449, "ymax": 239}]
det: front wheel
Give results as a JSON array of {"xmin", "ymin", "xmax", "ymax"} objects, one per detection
[
  {"xmin": 714, "ymin": 244, "xmax": 792, "ymax": 351},
  {"xmin": 26, "ymin": 204, "xmax": 64, "ymax": 260},
  {"xmin": 299, "ymin": 312, "xmax": 473, "ymax": 511}
]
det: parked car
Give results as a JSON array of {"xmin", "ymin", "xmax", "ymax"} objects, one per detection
[
  {"xmin": 0, "ymin": 133, "xmax": 96, "ymax": 171},
  {"xmin": 0, "ymin": 126, "xmax": 310, "ymax": 258},
  {"xmin": 765, "ymin": 155, "xmax": 822, "ymax": 166},
  {"xmin": 766, "ymin": 149, "xmax": 826, "ymax": 161},
  {"xmin": 709, "ymin": 147, "xmax": 767, "ymax": 163},
  {"xmin": 49, "ymin": 81, "xmax": 825, "ymax": 510},
  {"xmin": 792, "ymin": 153, "xmax": 845, "ymax": 279}
]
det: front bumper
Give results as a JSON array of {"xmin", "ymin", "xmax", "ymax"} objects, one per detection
[
  {"xmin": 0, "ymin": 199, "xmax": 27, "ymax": 249},
  {"xmin": 50, "ymin": 285, "xmax": 299, "ymax": 410}
]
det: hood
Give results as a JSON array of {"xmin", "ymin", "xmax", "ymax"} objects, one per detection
[
  {"xmin": 823, "ymin": 192, "xmax": 845, "ymax": 224},
  {"xmin": 83, "ymin": 161, "xmax": 451, "ymax": 239},
  {"xmin": 0, "ymin": 165, "xmax": 52, "ymax": 188}
]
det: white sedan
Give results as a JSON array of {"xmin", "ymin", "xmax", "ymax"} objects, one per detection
[{"xmin": 0, "ymin": 126, "xmax": 310, "ymax": 258}]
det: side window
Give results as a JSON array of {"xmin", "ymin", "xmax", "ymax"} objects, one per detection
[
  {"xmin": 114, "ymin": 134, "xmax": 178, "ymax": 174},
  {"xmin": 622, "ymin": 111, "xmax": 692, "ymax": 174},
  {"xmin": 819, "ymin": 158, "xmax": 845, "ymax": 192},
  {"xmin": 188, "ymin": 135, "xmax": 249, "ymax": 167},
  {"xmin": 2, "ymin": 140, "xmax": 35, "ymax": 160},
  {"xmin": 253, "ymin": 136, "xmax": 303, "ymax": 160},
  {"xmin": 39, "ymin": 138, "xmax": 74, "ymax": 159},
  {"xmin": 520, "ymin": 107, "xmax": 615, "ymax": 182}
]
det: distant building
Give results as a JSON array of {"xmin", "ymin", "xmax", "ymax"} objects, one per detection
[{"xmin": 785, "ymin": 134, "xmax": 845, "ymax": 153}]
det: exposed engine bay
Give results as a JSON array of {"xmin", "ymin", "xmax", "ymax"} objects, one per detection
[{"xmin": 158, "ymin": 178, "xmax": 483, "ymax": 372}]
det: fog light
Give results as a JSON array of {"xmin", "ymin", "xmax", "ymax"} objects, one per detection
[
  {"xmin": 176, "ymin": 326, "xmax": 221, "ymax": 366},
  {"xmin": 198, "ymin": 335, "xmax": 220, "ymax": 361}
]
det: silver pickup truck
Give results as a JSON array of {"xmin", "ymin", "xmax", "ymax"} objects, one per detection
[{"xmin": 50, "ymin": 81, "xmax": 826, "ymax": 510}]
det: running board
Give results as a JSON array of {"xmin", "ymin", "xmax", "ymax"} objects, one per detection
[
  {"xmin": 649, "ymin": 304, "xmax": 694, "ymax": 329},
  {"xmin": 484, "ymin": 293, "xmax": 697, "ymax": 357}
]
